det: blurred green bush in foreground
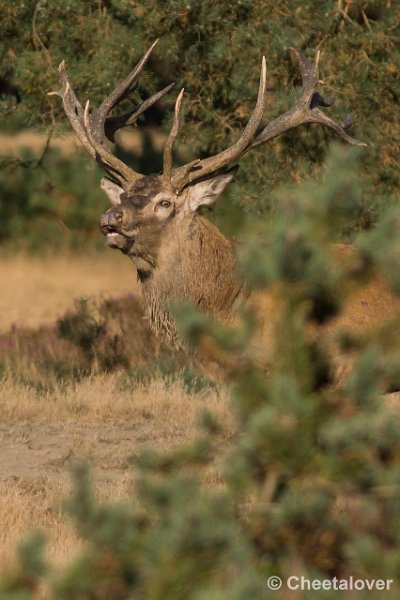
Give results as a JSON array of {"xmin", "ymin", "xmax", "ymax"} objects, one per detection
[
  {"xmin": 2, "ymin": 147, "xmax": 400, "ymax": 599},
  {"xmin": 1, "ymin": 2, "xmax": 400, "ymax": 597}
]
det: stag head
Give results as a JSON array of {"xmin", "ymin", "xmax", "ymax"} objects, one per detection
[
  {"xmin": 50, "ymin": 41, "xmax": 365, "ymax": 277},
  {"xmin": 98, "ymin": 168, "xmax": 236, "ymax": 278}
]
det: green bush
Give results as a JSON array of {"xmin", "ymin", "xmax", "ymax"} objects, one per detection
[
  {"xmin": 1, "ymin": 1, "xmax": 399, "ymax": 247},
  {"xmin": 2, "ymin": 148, "xmax": 400, "ymax": 599},
  {"xmin": 0, "ymin": 147, "xmax": 107, "ymax": 250}
]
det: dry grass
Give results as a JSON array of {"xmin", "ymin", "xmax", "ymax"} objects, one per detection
[
  {"xmin": 0, "ymin": 372, "xmax": 230, "ymax": 427},
  {"xmin": 0, "ymin": 128, "xmax": 165, "ymax": 158},
  {"xmin": 0, "ymin": 251, "xmax": 139, "ymax": 331},
  {"xmin": 0, "ymin": 373, "xmax": 232, "ymax": 572},
  {"xmin": 0, "ymin": 252, "xmax": 233, "ymax": 576},
  {"xmin": 0, "ymin": 476, "xmax": 80, "ymax": 571}
]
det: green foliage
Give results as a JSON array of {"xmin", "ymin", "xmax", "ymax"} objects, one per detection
[
  {"xmin": 0, "ymin": 147, "xmax": 107, "ymax": 250},
  {"xmin": 49, "ymin": 463, "xmax": 264, "ymax": 600},
  {"xmin": 3, "ymin": 147, "xmax": 400, "ymax": 599},
  {"xmin": 0, "ymin": 532, "xmax": 47, "ymax": 599},
  {"xmin": 1, "ymin": 0, "xmax": 399, "ymax": 247}
]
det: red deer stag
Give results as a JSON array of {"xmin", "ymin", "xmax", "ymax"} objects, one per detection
[{"xmin": 49, "ymin": 41, "xmax": 400, "ymax": 380}]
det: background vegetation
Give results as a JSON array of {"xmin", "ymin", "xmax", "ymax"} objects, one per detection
[
  {"xmin": 1, "ymin": 0, "xmax": 399, "ymax": 247},
  {"xmin": 1, "ymin": 1, "xmax": 400, "ymax": 598}
]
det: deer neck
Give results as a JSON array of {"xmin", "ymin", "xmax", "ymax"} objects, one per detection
[{"xmin": 137, "ymin": 214, "xmax": 244, "ymax": 348}]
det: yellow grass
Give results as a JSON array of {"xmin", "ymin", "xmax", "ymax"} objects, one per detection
[
  {"xmin": 0, "ymin": 372, "xmax": 230, "ymax": 427},
  {"xmin": 0, "ymin": 477, "xmax": 80, "ymax": 570},
  {"xmin": 0, "ymin": 128, "xmax": 165, "ymax": 158},
  {"xmin": 0, "ymin": 252, "xmax": 233, "ymax": 576},
  {"xmin": 0, "ymin": 371, "xmax": 232, "ymax": 572},
  {"xmin": 0, "ymin": 251, "xmax": 139, "ymax": 331}
]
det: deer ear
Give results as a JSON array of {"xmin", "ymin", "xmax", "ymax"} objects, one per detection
[
  {"xmin": 186, "ymin": 169, "xmax": 237, "ymax": 213},
  {"xmin": 100, "ymin": 178, "xmax": 123, "ymax": 206}
]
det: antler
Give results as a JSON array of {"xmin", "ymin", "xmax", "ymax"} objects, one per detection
[
  {"xmin": 50, "ymin": 44, "xmax": 366, "ymax": 194},
  {"xmin": 48, "ymin": 39, "xmax": 173, "ymax": 189},
  {"xmin": 168, "ymin": 49, "xmax": 366, "ymax": 193},
  {"xmin": 163, "ymin": 87, "xmax": 185, "ymax": 181}
]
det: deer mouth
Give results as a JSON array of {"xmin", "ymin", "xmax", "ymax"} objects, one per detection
[
  {"xmin": 102, "ymin": 221, "xmax": 140, "ymax": 251},
  {"xmin": 106, "ymin": 231, "xmax": 125, "ymax": 244},
  {"xmin": 102, "ymin": 226, "xmax": 130, "ymax": 250}
]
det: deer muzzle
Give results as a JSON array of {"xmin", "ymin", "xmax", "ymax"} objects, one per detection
[
  {"xmin": 100, "ymin": 208, "xmax": 132, "ymax": 251},
  {"xmin": 100, "ymin": 209, "xmax": 123, "ymax": 233}
]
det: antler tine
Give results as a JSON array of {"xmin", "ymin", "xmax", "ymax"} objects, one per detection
[
  {"xmin": 250, "ymin": 48, "xmax": 366, "ymax": 148},
  {"xmin": 305, "ymin": 109, "xmax": 368, "ymax": 146},
  {"xmin": 163, "ymin": 88, "xmax": 185, "ymax": 182},
  {"xmin": 172, "ymin": 56, "xmax": 267, "ymax": 191},
  {"xmin": 290, "ymin": 47, "xmax": 320, "ymax": 108},
  {"xmin": 49, "ymin": 45, "xmax": 175, "ymax": 190},
  {"xmin": 83, "ymin": 100, "xmax": 140, "ymax": 185},
  {"xmin": 91, "ymin": 39, "xmax": 159, "ymax": 141},
  {"xmin": 50, "ymin": 60, "xmax": 142, "ymax": 187},
  {"xmin": 104, "ymin": 82, "xmax": 175, "ymax": 143},
  {"xmin": 170, "ymin": 50, "xmax": 365, "ymax": 193},
  {"xmin": 48, "ymin": 61, "xmax": 96, "ymax": 159}
]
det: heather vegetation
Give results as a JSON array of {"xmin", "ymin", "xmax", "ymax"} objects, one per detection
[{"xmin": 1, "ymin": 1, "xmax": 400, "ymax": 598}]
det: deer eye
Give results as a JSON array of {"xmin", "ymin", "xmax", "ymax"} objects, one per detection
[{"xmin": 156, "ymin": 199, "xmax": 171, "ymax": 210}]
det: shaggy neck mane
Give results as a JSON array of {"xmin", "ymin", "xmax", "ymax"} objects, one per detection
[{"xmin": 139, "ymin": 214, "xmax": 244, "ymax": 348}]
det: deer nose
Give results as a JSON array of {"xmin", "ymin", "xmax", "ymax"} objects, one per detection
[{"xmin": 100, "ymin": 209, "xmax": 123, "ymax": 231}]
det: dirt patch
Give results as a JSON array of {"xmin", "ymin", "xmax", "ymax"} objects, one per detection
[{"xmin": 0, "ymin": 420, "xmax": 187, "ymax": 483}]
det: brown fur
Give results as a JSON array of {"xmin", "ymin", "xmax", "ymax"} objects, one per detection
[
  {"xmin": 122, "ymin": 176, "xmax": 163, "ymax": 207},
  {"xmin": 100, "ymin": 177, "xmax": 400, "ymax": 385},
  {"xmin": 100, "ymin": 174, "xmax": 246, "ymax": 356},
  {"xmin": 141, "ymin": 224, "xmax": 400, "ymax": 385},
  {"xmin": 140, "ymin": 215, "xmax": 244, "ymax": 349}
]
